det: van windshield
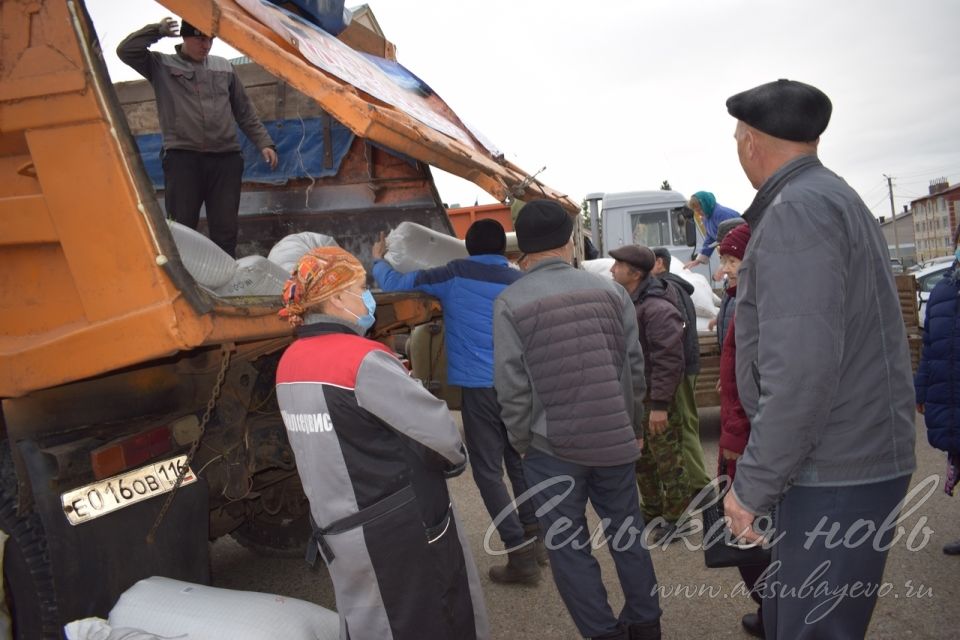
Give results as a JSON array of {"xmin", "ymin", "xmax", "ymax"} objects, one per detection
[{"xmin": 631, "ymin": 210, "xmax": 669, "ymax": 246}]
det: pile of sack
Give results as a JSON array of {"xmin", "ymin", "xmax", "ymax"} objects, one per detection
[
  {"xmin": 168, "ymin": 223, "xmax": 339, "ymax": 298},
  {"xmin": 169, "ymin": 220, "xmax": 469, "ymax": 297}
]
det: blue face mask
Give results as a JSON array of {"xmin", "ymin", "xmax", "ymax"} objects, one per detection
[
  {"xmin": 346, "ymin": 289, "xmax": 377, "ymax": 331},
  {"xmin": 954, "ymin": 247, "xmax": 960, "ymax": 263}
]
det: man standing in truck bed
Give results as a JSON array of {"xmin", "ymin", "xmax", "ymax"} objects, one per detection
[{"xmin": 117, "ymin": 17, "xmax": 278, "ymax": 257}]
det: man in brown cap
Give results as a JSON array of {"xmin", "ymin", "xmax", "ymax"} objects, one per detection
[
  {"xmin": 608, "ymin": 245, "xmax": 688, "ymax": 545},
  {"xmin": 494, "ymin": 200, "xmax": 662, "ymax": 640},
  {"xmin": 723, "ymin": 79, "xmax": 916, "ymax": 638}
]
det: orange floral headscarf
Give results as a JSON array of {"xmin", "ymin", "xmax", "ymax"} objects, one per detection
[{"xmin": 279, "ymin": 247, "xmax": 366, "ymax": 326}]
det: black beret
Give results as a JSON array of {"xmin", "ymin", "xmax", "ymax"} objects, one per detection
[
  {"xmin": 726, "ymin": 79, "xmax": 832, "ymax": 142},
  {"xmin": 515, "ymin": 200, "xmax": 574, "ymax": 254},
  {"xmin": 609, "ymin": 245, "xmax": 656, "ymax": 273},
  {"xmin": 180, "ymin": 20, "xmax": 210, "ymax": 39},
  {"xmin": 465, "ymin": 218, "xmax": 507, "ymax": 256}
]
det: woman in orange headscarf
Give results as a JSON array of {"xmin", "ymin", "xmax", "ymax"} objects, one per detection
[{"xmin": 276, "ymin": 247, "xmax": 489, "ymax": 640}]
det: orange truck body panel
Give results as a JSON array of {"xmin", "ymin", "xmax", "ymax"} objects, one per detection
[
  {"xmin": 0, "ymin": 0, "xmax": 573, "ymax": 399},
  {"xmin": 446, "ymin": 204, "xmax": 514, "ymax": 239}
]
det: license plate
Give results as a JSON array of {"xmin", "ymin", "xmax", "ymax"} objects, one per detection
[{"xmin": 61, "ymin": 455, "xmax": 196, "ymax": 526}]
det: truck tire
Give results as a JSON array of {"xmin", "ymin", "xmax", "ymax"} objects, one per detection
[
  {"xmin": 229, "ymin": 476, "xmax": 311, "ymax": 558},
  {"xmin": 0, "ymin": 446, "xmax": 60, "ymax": 639},
  {"xmin": 230, "ymin": 509, "xmax": 311, "ymax": 558}
]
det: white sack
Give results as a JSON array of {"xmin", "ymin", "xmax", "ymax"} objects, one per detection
[
  {"xmin": 267, "ymin": 232, "xmax": 339, "ymax": 272},
  {"xmin": 64, "ymin": 617, "xmax": 174, "ymax": 640},
  {"xmin": 109, "ymin": 577, "xmax": 339, "ymax": 640},
  {"xmin": 384, "ymin": 222, "xmax": 467, "ymax": 273},
  {"xmin": 670, "ymin": 261, "xmax": 719, "ymax": 319},
  {"xmin": 167, "ymin": 221, "xmax": 237, "ymax": 289},
  {"xmin": 582, "ymin": 258, "xmax": 614, "ymax": 279},
  {"xmin": 214, "ymin": 256, "xmax": 289, "ymax": 297}
]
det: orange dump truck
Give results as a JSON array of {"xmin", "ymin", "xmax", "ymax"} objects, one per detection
[{"xmin": 0, "ymin": 1, "xmax": 576, "ymax": 634}]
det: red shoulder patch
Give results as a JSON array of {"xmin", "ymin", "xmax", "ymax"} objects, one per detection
[{"xmin": 277, "ymin": 334, "xmax": 392, "ymax": 388}]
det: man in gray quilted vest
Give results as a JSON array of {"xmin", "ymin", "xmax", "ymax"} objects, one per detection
[{"xmin": 494, "ymin": 200, "xmax": 662, "ymax": 640}]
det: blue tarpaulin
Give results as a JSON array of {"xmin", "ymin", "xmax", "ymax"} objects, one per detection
[{"xmin": 134, "ymin": 117, "xmax": 355, "ymax": 189}]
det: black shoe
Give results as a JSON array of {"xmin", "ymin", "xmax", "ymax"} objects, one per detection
[
  {"xmin": 943, "ymin": 539, "xmax": 960, "ymax": 555},
  {"xmin": 741, "ymin": 612, "xmax": 765, "ymax": 638},
  {"xmin": 591, "ymin": 625, "xmax": 628, "ymax": 640},
  {"xmin": 627, "ymin": 620, "xmax": 662, "ymax": 640}
]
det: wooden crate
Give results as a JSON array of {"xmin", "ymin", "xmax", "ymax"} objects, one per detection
[
  {"xmin": 896, "ymin": 274, "xmax": 919, "ymax": 332},
  {"xmin": 696, "ymin": 332, "xmax": 721, "ymax": 408}
]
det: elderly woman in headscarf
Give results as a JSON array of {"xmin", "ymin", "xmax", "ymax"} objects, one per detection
[
  {"xmin": 682, "ymin": 190, "xmax": 742, "ymax": 270},
  {"xmin": 276, "ymin": 247, "xmax": 489, "ymax": 640}
]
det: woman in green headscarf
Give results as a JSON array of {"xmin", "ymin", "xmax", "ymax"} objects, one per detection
[{"xmin": 683, "ymin": 191, "xmax": 743, "ymax": 270}]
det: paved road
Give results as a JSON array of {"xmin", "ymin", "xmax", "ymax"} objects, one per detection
[{"xmin": 211, "ymin": 410, "xmax": 956, "ymax": 638}]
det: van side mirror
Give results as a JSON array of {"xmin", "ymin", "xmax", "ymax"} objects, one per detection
[{"xmin": 684, "ymin": 216, "xmax": 697, "ymax": 247}]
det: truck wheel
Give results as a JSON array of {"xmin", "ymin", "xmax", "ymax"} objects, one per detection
[
  {"xmin": 229, "ymin": 477, "xmax": 311, "ymax": 557},
  {"xmin": 1, "ymin": 448, "xmax": 60, "ymax": 639}
]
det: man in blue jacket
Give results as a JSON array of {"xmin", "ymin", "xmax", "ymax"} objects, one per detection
[{"xmin": 372, "ymin": 219, "xmax": 543, "ymax": 584}]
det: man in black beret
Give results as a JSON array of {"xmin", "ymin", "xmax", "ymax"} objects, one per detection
[
  {"xmin": 494, "ymin": 200, "xmax": 663, "ymax": 639},
  {"xmin": 117, "ymin": 16, "xmax": 278, "ymax": 257},
  {"xmin": 723, "ymin": 80, "xmax": 916, "ymax": 638}
]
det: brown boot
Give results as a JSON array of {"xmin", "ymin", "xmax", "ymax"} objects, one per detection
[
  {"xmin": 489, "ymin": 546, "xmax": 541, "ymax": 585},
  {"xmin": 523, "ymin": 523, "xmax": 549, "ymax": 566}
]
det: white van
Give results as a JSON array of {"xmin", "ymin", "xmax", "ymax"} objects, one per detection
[{"xmin": 586, "ymin": 191, "xmax": 716, "ymax": 285}]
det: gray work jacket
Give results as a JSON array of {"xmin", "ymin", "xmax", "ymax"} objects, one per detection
[
  {"xmin": 117, "ymin": 24, "xmax": 274, "ymax": 154},
  {"xmin": 733, "ymin": 156, "xmax": 916, "ymax": 515}
]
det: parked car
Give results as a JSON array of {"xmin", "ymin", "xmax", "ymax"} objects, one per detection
[{"xmin": 915, "ymin": 261, "xmax": 955, "ymax": 328}]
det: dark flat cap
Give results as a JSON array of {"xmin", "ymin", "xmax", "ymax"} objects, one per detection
[
  {"xmin": 180, "ymin": 20, "xmax": 210, "ymax": 38},
  {"xmin": 709, "ymin": 217, "xmax": 748, "ymax": 248},
  {"xmin": 609, "ymin": 245, "xmax": 656, "ymax": 273},
  {"xmin": 515, "ymin": 200, "xmax": 574, "ymax": 253},
  {"xmin": 726, "ymin": 79, "xmax": 832, "ymax": 142}
]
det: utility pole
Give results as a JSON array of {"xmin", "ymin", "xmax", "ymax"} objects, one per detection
[{"xmin": 884, "ymin": 174, "xmax": 902, "ymax": 261}]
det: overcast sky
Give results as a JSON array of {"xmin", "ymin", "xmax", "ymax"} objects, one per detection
[{"xmin": 89, "ymin": 0, "xmax": 960, "ymax": 219}]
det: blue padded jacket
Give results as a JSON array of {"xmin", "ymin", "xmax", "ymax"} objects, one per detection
[
  {"xmin": 915, "ymin": 267, "xmax": 960, "ymax": 454},
  {"xmin": 373, "ymin": 255, "xmax": 523, "ymax": 388}
]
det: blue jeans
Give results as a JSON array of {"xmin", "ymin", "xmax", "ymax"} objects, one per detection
[{"xmin": 522, "ymin": 448, "xmax": 661, "ymax": 637}]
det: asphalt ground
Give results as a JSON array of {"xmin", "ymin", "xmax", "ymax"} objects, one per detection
[{"xmin": 211, "ymin": 410, "xmax": 956, "ymax": 639}]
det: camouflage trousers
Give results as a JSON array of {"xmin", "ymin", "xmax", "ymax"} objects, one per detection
[{"xmin": 636, "ymin": 398, "xmax": 688, "ymax": 523}]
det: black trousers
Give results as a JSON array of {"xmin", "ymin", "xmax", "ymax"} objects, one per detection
[
  {"xmin": 761, "ymin": 475, "xmax": 911, "ymax": 639},
  {"xmin": 460, "ymin": 387, "xmax": 537, "ymax": 548},
  {"xmin": 162, "ymin": 149, "xmax": 244, "ymax": 257}
]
